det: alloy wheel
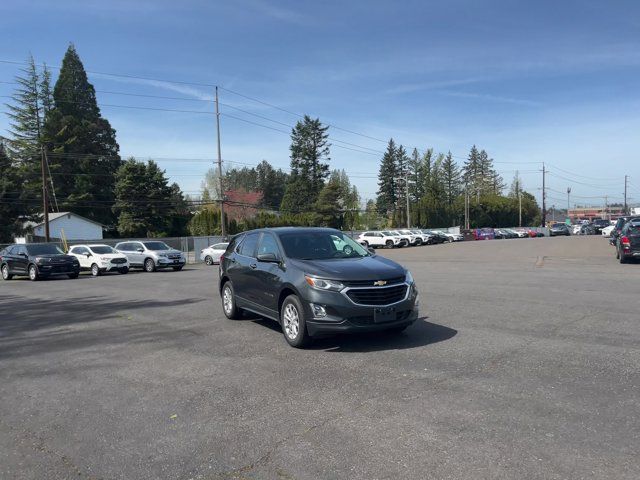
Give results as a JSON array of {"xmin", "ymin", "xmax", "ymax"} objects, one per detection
[
  {"xmin": 223, "ymin": 285, "xmax": 233, "ymax": 315},
  {"xmin": 29, "ymin": 265, "xmax": 37, "ymax": 281},
  {"xmin": 283, "ymin": 303, "xmax": 300, "ymax": 340},
  {"xmin": 91, "ymin": 264, "xmax": 100, "ymax": 276},
  {"xmin": 1, "ymin": 265, "xmax": 9, "ymax": 280},
  {"xmin": 205, "ymin": 256, "xmax": 213, "ymax": 265}
]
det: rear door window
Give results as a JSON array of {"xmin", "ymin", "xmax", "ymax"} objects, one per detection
[{"xmin": 239, "ymin": 233, "xmax": 259, "ymax": 257}]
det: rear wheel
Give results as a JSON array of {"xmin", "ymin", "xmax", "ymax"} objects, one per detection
[
  {"xmin": 281, "ymin": 295, "xmax": 309, "ymax": 348},
  {"xmin": 386, "ymin": 240, "xmax": 394, "ymax": 248},
  {"xmin": 144, "ymin": 258, "xmax": 156, "ymax": 273},
  {"xmin": 91, "ymin": 263, "xmax": 101, "ymax": 276},
  {"xmin": 222, "ymin": 281, "xmax": 242, "ymax": 319},
  {"xmin": 204, "ymin": 255, "xmax": 213, "ymax": 265},
  {"xmin": 1, "ymin": 264, "xmax": 12, "ymax": 280},
  {"xmin": 619, "ymin": 251, "xmax": 628, "ymax": 264},
  {"xmin": 28, "ymin": 264, "xmax": 39, "ymax": 281}
]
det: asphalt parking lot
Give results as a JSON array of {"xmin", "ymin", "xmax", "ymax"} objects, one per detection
[{"xmin": 1, "ymin": 236, "xmax": 639, "ymax": 479}]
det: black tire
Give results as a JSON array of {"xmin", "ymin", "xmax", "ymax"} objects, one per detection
[
  {"xmin": 619, "ymin": 252, "xmax": 628, "ymax": 264},
  {"xmin": 415, "ymin": 239, "xmax": 423, "ymax": 246},
  {"xmin": 28, "ymin": 264, "xmax": 39, "ymax": 281},
  {"xmin": 1, "ymin": 264, "xmax": 12, "ymax": 280},
  {"xmin": 361, "ymin": 240, "xmax": 369, "ymax": 248},
  {"xmin": 91, "ymin": 263, "xmax": 101, "ymax": 276},
  {"xmin": 221, "ymin": 281, "xmax": 242, "ymax": 319},
  {"xmin": 204, "ymin": 255, "xmax": 213, "ymax": 265},
  {"xmin": 280, "ymin": 295, "xmax": 310, "ymax": 348},
  {"xmin": 144, "ymin": 258, "xmax": 156, "ymax": 273},
  {"xmin": 616, "ymin": 247, "xmax": 620, "ymax": 259},
  {"xmin": 119, "ymin": 267, "xmax": 129, "ymax": 274},
  {"xmin": 172, "ymin": 266, "xmax": 183, "ymax": 271},
  {"xmin": 386, "ymin": 240, "xmax": 394, "ymax": 248},
  {"xmin": 67, "ymin": 272, "xmax": 79, "ymax": 279}
]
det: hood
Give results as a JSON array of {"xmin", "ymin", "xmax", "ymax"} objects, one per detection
[{"xmin": 288, "ymin": 255, "xmax": 406, "ymax": 282}]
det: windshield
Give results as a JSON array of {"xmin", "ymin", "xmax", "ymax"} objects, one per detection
[
  {"xmin": 552, "ymin": 224, "xmax": 564, "ymax": 228},
  {"xmin": 143, "ymin": 241, "xmax": 171, "ymax": 251},
  {"xmin": 26, "ymin": 244, "xmax": 65, "ymax": 255},
  {"xmin": 279, "ymin": 231, "xmax": 370, "ymax": 260},
  {"xmin": 90, "ymin": 246, "xmax": 116, "ymax": 254}
]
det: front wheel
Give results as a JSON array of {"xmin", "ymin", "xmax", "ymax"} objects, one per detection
[
  {"xmin": 1, "ymin": 264, "xmax": 12, "ymax": 280},
  {"xmin": 91, "ymin": 263, "xmax": 101, "ymax": 276},
  {"xmin": 386, "ymin": 240, "xmax": 394, "ymax": 248},
  {"xmin": 281, "ymin": 295, "xmax": 310, "ymax": 348},
  {"xmin": 28, "ymin": 264, "xmax": 39, "ymax": 281},
  {"xmin": 222, "ymin": 282, "xmax": 242, "ymax": 319},
  {"xmin": 144, "ymin": 258, "xmax": 156, "ymax": 273}
]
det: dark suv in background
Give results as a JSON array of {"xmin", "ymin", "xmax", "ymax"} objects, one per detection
[
  {"xmin": 616, "ymin": 220, "xmax": 640, "ymax": 263},
  {"xmin": 218, "ymin": 227, "xmax": 419, "ymax": 348},
  {"xmin": 0, "ymin": 243, "xmax": 80, "ymax": 281}
]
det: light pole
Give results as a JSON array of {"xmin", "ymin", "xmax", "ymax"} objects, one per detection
[{"xmin": 567, "ymin": 187, "xmax": 571, "ymax": 221}]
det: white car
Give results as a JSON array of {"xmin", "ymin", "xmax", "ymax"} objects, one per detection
[
  {"xmin": 601, "ymin": 225, "xmax": 615, "ymax": 237},
  {"xmin": 68, "ymin": 244, "xmax": 130, "ymax": 276},
  {"xmin": 357, "ymin": 231, "xmax": 401, "ymax": 248},
  {"xmin": 388, "ymin": 230, "xmax": 412, "ymax": 247},
  {"xmin": 200, "ymin": 242, "xmax": 229, "ymax": 265},
  {"xmin": 572, "ymin": 224, "xmax": 582, "ymax": 235},
  {"xmin": 398, "ymin": 229, "xmax": 424, "ymax": 246}
]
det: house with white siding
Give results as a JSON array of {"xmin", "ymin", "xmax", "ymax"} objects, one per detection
[{"xmin": 23, "ymin": 212, "xmax": 104, "ymax": 240}]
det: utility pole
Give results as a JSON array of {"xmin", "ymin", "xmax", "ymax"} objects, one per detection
[
  {"xmin": 464, "ymin": 183, "xmax": 470, "ymax": 230},
  {"xmin": 215, "ymin": 86, "xmax": 226, "ymax": 239},
  {"xmin": 518, "ymin": 191, "xmax": 522, "ymax": 227},
  {"xmin": 604, "ymin": 195, "xmax": 608, "ymax": 221},
  {"xmin": 624, "ymin": 175, "xmax": 628, "ymax": 214},
  {"xmin": 405, "ymin": 170, "xmax": 410, "ymax": 228},
  {"xmin": 40, "ymin": 147, "xmax": 50, "ymax": 241},
  {"xmin": 541, "ymin": 163, "xmax": 546, "ymax": 227}
]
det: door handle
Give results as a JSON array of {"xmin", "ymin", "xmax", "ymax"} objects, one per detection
[{"xmin": 250, "ymin": 263, "xmax": 257, "ymax": 269}]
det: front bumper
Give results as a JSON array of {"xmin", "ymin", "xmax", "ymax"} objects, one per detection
[
  {"xmin": 100, "ymin": 261, "xmax": 129, "ymax": 272},
  {"xmin": 156, "ymin": 258, "xmax": 186, "ymax": 268},
  {"xmin": 37, "ymin": 264, "xmax": 80, "ymax": 276},
  {"xmin": 302, "ymin": 283, "xmax": 420, "ymax": 336}
]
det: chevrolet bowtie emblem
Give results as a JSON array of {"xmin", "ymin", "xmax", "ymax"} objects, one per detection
[{"xmin": 373, "ymin": 280, "xmax": 387, "ymax": 286}]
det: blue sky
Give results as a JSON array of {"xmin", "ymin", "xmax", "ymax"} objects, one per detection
[{"xmin": 1, "ymin": 0, "xmax": 639, "ymax": 209}]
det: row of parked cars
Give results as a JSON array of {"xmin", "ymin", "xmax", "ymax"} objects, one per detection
[
  {"xmin": 0, "ymin": 240, "xmax": 186, "ymax": 281},
  {"xmin": 356, "ymin": 229, "xmax": 463, "ymax": 248}
]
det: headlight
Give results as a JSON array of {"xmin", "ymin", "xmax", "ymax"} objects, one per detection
[
  {"xmin": 159, "ymin": 253, "xmax": 168, "ymax": 258},
  {"xmin": 405, "ymin": 270, "xmax": 414, "ymax": 284},
  {"xmin": 100, "ymin": 257, "xmax": 109, "ymax": 262},
  {"xmin": 304, "ymin": 275, "xmax": 344, "ymax": 292},
  {"xmin": 36, "ymin": 257, "xmax": 51, "ymax": 264}
]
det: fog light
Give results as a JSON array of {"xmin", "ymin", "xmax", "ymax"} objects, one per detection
[{"xmin": 310, "ymin": 303, "xmax": 327, "ymax": 317}]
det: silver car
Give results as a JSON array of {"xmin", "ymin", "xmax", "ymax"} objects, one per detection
[{"xmin": 115, "ymin": 241, "xmax": 186, "ymax": 272}]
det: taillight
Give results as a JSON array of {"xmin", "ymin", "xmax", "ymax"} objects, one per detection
[
  {"xmin": 219, "ymin": 254, "xmax": 225, "ymax": 262},
  {"xmin": 621, "ymin": 236, "xmax": 631, "ymax": 248}
]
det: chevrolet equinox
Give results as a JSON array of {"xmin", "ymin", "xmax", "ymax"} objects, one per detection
[{"xmin": 218, "ymin": 227, "xmax": 419, "ymax": 347}]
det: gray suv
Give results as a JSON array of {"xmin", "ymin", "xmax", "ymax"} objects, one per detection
[
  {"xmin": 219, "ymin": 227, "xmax": 419, "ymax": 348},
  {"xmin": 115, "ymin": 241, "xmax": 185, "ymax": 272}
]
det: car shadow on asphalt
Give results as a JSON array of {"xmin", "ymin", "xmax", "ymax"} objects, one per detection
[{"xmin": 250, "ymin": 316, "xmax": 457, "ymax": 352}]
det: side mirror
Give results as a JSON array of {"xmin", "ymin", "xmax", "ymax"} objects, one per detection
[
  {"xmin": 257, "ymin": 252, "xmax": 280, "ymax": 263},
  {"xmin": 136, "ymin": 248, "xmax": 144, "ymax": 252}
]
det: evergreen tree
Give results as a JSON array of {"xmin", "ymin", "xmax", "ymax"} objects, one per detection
[
  {"xmin": 508, "ymin": 172, "xmax": 523, "ymax": 198},
  {"xmin": 4, "ymin": 55, "xmax": 53, "ymax": 216},
  {"xmin": 395, "ymin": 145, "xmax": 409, "ymax": 224},
  {"xmin": 314, "ymin": 176, "xmax": 344, "ymax": 229},
  {"xmin": 43, "ymin": 44, "xmax": 121, "ymax": 226},
  {"xmin": 255, "ymin": 160, "xmax": 288, "ymax": 210},
  {"xmin": 0, "ymin": 142, "xmax": 24, "ymax": 242},
  {"xmin": 281, "ymin": 115, "xmax": 330, "ymax": 212},
  {"xmin": 407, "ymin": 147, "xmax": 425, "ymax": 202},
  {"xmin": 441, "ymin": 151, "xmax": 461, "ymax": 206},
  {"xmin": 376, "ymin": 139, "xmax": 398, "ymax": 216},
  {"xmin": 462, "ymin": 145, "xmax": 480, "ymax": 201}
]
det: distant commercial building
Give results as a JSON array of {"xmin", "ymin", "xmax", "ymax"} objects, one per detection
[{"xmin": 567, "ymin": 206, "xmax": 625, "ymax": 222}]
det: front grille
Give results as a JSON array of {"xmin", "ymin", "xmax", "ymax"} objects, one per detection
[
  {"xmin": 51, "ymin": 265, "xmax": 73, "ymax": 273},
  {"xmin": 168, "ymin": 254, "xmax": 182, "ymax": 259},
  {"xmin": 342, "ymin": 276, "xmax": 405, "ymax": 287},
  {"xmin": 111, "ymin": 258, "xmax": 126, "ymax": 264},
  {"xmin": 345, "ymin": 284, "xmax": 408, "ymax": 305}
]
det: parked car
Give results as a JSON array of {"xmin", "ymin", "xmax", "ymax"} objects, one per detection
[
  {"xmin": 357, "ymin": 231, "xmax": 401, "ymax": 249},
  {"xmin": 219, "ymin": 227, "xmax": 419, "ymax": 348},
  {"xmin": 388, "ymin": 230, "xmax": 412, "ymax": 247},
  {"xmin": 610, "ymin": 216, "xmax": 640, "ymax": 245},
  {"xmin": 200, "ymin": 242, "xmax": 229, "ymax": 265},
  {"xmin": 601, "ymin": 225, "xmax": 615, "ymax": 237},
  {"xmin": 398, "ymin": 229, "xmax": 424, "ymax": 246},
  {"xmin": 0, "ymin": 243, "xmax": 80, "ymax": 281},
  {"xmin": 473, "ymin": 228, "xmax": 495, "ymax": 240},
  {"xmin": 504, "ymin": 228, "xmax": 525, "ymax": 238},
  {"xmin": 421, "ymin": 230, "xmax": 449, "ymax": 244},
  {"xmin": 572, "ymin": 224, "xmax": 582, "ymax": 235},
  {"xmin": 410, "ymin": 229, "xmax": 434, "ymax": 244},
  {"xmin": 579, "ymin": 224, "xmax": 596, "ymax": 235},
  {"xmin": 616, "ymin": 220, "xmax": 640, "ymax": 263},
  {"xmin": 591, "ymin": 218, "xmax": 611, "ymax": 234},
  {"xmin": 115, "ymin": 241, "xmax": 186, "ymax": 272},
  {"xmin": 549, "ymin": 223, "xmax": 571, "ymax": 237},
  {"xmin": 68, "ymin": 244, "xmax": 129, "ymax": 276}
]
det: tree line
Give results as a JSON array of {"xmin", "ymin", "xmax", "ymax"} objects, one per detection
[{"xmin": 1, "ymin": 46, "xmax": 541, "ymax": 243}]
